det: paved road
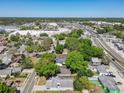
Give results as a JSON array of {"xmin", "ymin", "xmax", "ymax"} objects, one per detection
[
  {"xmin": 83, "ymin": 25, "xmax": 124, "ymax": 64},
  {"xmin": 22, "ymin": 71, "xmax": 36, "ymax": 93},
  {"xmin": 89, "ymin": 29, "xmax": 124, "ymax": 77}
]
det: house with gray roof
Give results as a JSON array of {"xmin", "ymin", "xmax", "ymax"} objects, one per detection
[
  {"xmin": 0, "ymin": 46, "xmax": 6, "ymax": 54},
  {"xmin": 11, "ymin": 67, "xmax": 22, "ymax": 74},
  {"xmin": 2, "ymin": 54, "xmax": 12, "ymax": 65},
  {"xmin": 98, "ymin": 76, "xmax": 120, "ymax": 93},
  {"xmin": 18, "ymin": 44, "xmax": 26, "ymax": 54},
  {"xmin": 96, "ymin": 65, "xmax": 108, "ymax": 76},
  {"xmin": 0, "ymin": 54, "xmax": 13, "ymax": 69},
  {"xmin": 0, "ymin": 67, "xmax": 22, "ymax": 78},
  {"xmin": 46, "ymin": 77, "xmax": 73, "ymax": 91},
  {"xmin": 91, "ymin": 57, "xmax": 102, "ymax": 66},
  {"xmin": 0, "ymin": 69, "xmax": 12, "ymax": 78}
]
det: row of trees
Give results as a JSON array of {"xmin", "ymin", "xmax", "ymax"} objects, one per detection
[
  {"xmin": 35, "ymin": 53, "xmax": 59, "ymax": 79},
  {"xmin": 26, "ymin": 37, "xmax": 53, "ymax": 53},
  {"xmin": 64, "ymin": 30, "xmax": 103, "ymax": 91},
  {"xmin": 73, "ymin": 76, "xmax": 95, "ymax": 91},
  {"xmin": 96, "ymin": 27, "xmax": 113, "ymax": 34},
  {"xmin": 65, "ymin": 38, "xmax": 103, "ymax": 60},
  {"xmin": 96, "ymin": 25, "xmax": 124, "ymax": 34}
]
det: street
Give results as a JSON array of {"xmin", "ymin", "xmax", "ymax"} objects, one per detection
[{"xmin": 21, "ymin": 71, "xmax": 36, "ymax": 93}]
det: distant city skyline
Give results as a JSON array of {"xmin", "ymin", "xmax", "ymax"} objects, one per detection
[{"xmin": 0, "ymin": 0, "xmax": 124, "ymax": 17}]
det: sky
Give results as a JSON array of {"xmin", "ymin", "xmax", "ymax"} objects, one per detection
[{"xmin": 0, "ymin": 0, "xmax": 123, "ymax": 17}]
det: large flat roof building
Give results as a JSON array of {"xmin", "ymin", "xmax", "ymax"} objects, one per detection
[{"xmin": 98, "ymin": 76, "xmax": 120, "ymax": 93}]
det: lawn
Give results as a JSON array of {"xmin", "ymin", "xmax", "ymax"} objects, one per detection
[
  {"xmin": 90, "ymin": 80, "xmax": 105, "ymax": 93},
  {"xmin": 7, "ymin": 73, "xmax": 28, "ymax": 87},
  {"xmin": 37, "ymin": 76, "xmax": 47, "ymax": 85},
  {"xmin": 31, "ymin": 57, "xmax": 40, "ymax": 65}
]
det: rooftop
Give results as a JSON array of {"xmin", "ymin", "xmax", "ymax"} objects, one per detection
[
  {"xmin": 96, "ymin": 65, "xmax": 108, "ymax": 73},
  {"xmin": 91, "ymin": 57, "xmax": 102, "ymax": 63},
  {"xmin": 0, "ymin": 46, "xmax": 6, "ymax": 53},
  {"xmin": 0, "ymin": 69, "xmax": 11, "ymax": 76},
  {"xmin": 59, "ymin": 65, "xmax": 71, "ymax": 75},
  {"xmin": 99, "ymin": 76, "xmax": 119, "ymax": 91},
  {"xmin": 46, "ymin": 77, "xmax": 73, "ymax": 89}
]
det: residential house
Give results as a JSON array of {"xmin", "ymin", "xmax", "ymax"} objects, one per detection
[
  {"xmin": 91, "ymin": 57, "xmax": 102, "ymax": 66},
  {"xmin": 0, "ymin": 46, "xmax": 6, "ymax": 54},
  {"xmin": 0, "ymin": 37, "xmax": 7, "ymax": 46},
  {"xmin": 46, "ymin": 77, "xmax": 73, "ymax": 91},
  {"xmin": 0, "ymin": 67, "xmax": 22, "ymax": 78},
  {"xmin": 0, "ymin": 53, "xmax": 13, "ymax": 69},
  {"xmin": 58, "ymin": 65, "xmax": 72, "ymax": 79},
  {"xmin": 0, "ymin": 69, "xmax": 11, "ymax": 78}
]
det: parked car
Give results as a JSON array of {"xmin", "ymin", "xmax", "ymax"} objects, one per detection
[{"xmin": 116, "ymin": 82, "xmax": 122, "ymax": 85}]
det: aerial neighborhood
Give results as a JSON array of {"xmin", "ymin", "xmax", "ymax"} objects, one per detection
[{"xmin": 0, "ymin": 18, "xmax": 124, "ymax": 93}]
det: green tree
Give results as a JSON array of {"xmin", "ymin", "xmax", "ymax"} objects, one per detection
[
  {"xmin": 92, "ymin": 46, "xmax": 103, "ymax": 58},
  {"xmin": 77, "ymin": 68, "xmax": 94, "ymax": 77},
  {"xmin": 40, "ymin": 33, "xmax": 48, "ymax": 37},
  {"xmin": 68, "ymin": 29, "xmax": 84, "ymax": 38},
  {"xmin": 74, "ymin": 76, "xmax": 94, "ymax": 91},
  {"xmin": 10, "ymin": 34, "xmax": 20, "ymax": 42},
  {"xmin": 65, "ymin": 37, "xmax": 80, "ymax": 51},
  {"xmin": 26, "ymin": 45, "xmax": 34, "ymax": 53},
  {"xmin": 55, "ymin": 44, "xmax": 64, "ymax": 54},
  {"xmin": 35, "ymin": 63, "xmax": 59, "ymax": 79},
  {"xmin": 35, "ymin": 53, "xmax": 59, "ymax": 78},
  {"xmin": 66, "ymin": 51, "xmax": 88, "ymax": 72},
  {"xmin": 21, "ymin": 57, "xmax": 33, "ymax": 69},
  {"xmin": 0, "ymin": 82, "xmax": 16, "ymax": 93},
  {"xmin": 55, "ymin": 33, "xmax": 66, "ymax": 40}
]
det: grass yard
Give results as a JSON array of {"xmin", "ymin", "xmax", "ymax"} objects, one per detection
[
  {"xmin": 7, "ymin": 73, "xmax": 28, "ymax": 86},
  {"xmin": 90, "ymin": 80, "xmax": 105, "ymax": 93},
  {"xmin": 37, "ymin": 76, "xmax": 47, "ymax": 85},
  {"xmin": 31, "ymin": 57, "xmax": 40, "ymax": 65}
]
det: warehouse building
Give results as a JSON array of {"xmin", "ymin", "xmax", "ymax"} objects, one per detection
[{"xmin": 98, "ymin": 76, "xmax": 120, "ymax": 93}]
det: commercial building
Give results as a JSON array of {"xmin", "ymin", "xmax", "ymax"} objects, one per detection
[{"xmin": 98, "ymin": 76, "xmax": 120, "ymax": 93}]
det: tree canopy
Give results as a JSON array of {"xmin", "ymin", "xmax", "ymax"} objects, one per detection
[
  {"xmin": 74, "ymin": 76, "xmax": 94, "ymax": 91},
  {"xmin": 0, "ymin": 82, "xmax": 16, "ymax": 93},
  {"xmin": 55, "ymin": 44, "xmax": 64, "ymax": 54},
  {"xmin": 35, "ymin": 53, "xmax": 59, "ymax": 78}
]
